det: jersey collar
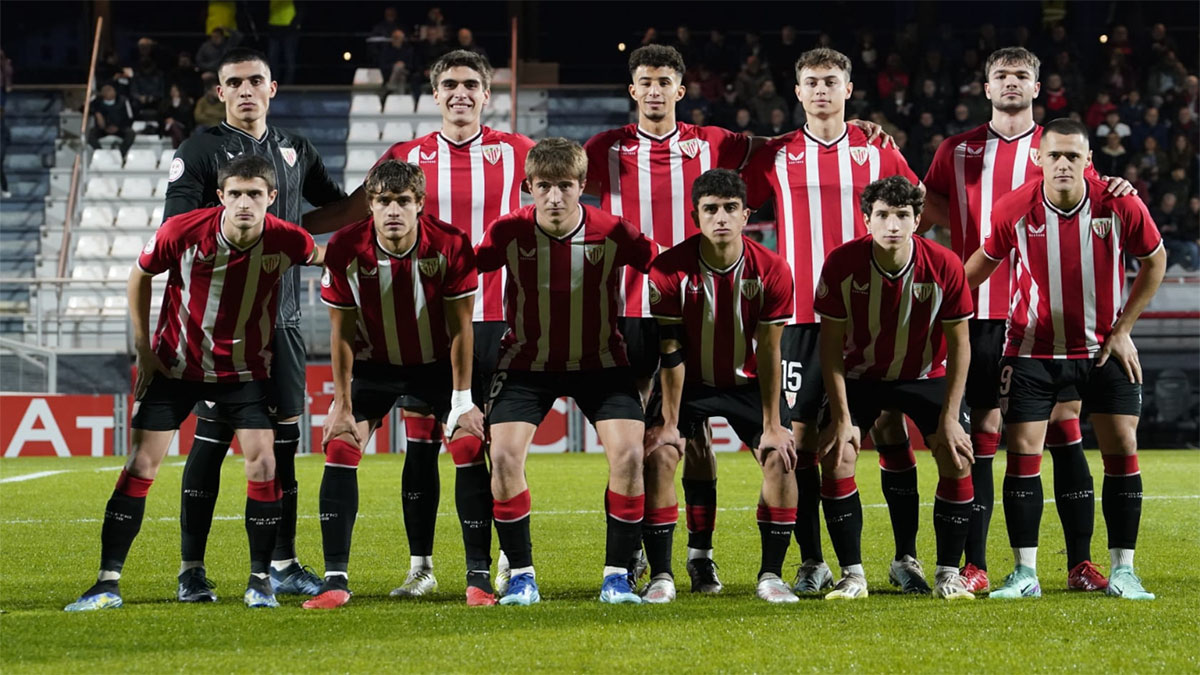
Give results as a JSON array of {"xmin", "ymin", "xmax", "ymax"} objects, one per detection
[
  {"xmin": 987, "ymin": 121, "xmax": 1038, "ymax": 143},
  {"xmin": 534, "ymin": 204, "xmax": 586, "ymax": 242},
  {"xmin": 698, "ymin": 238, "xmax": 746, "ymax": 275},
  {"xmin": 220, "ymin": 121, "xmax": 270, "ymax": 144},
  {"xmin": 869, "ymin": 242, "xmax": 914, "ymax": 281},
  {"xmin": 636, "ymin": 123, "xmax": 680, "ymax": 143},
  {"xmin": 438, "ymin": 128, "xmax": 484, "ymax": 148},
  {"xmin": 1041, "ymin": 185, "xmax": 1088, "ymax": 218},
  {"xmin": 376, "ymin": 228, "xmax": 421, "ymax": 260},
  {"xmin": 216, "ymin": 210, "xmax": 265, "ymax": 252}
]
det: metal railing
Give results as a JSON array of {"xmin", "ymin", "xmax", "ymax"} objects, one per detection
[{"xmin": 0, "ymin": 337, "xmax": 59, "ymax": 393}]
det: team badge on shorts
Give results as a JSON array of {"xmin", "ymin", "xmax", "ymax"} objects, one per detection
[
  {"xmin": 418, "ymin": 256, "xmax": 444, "ymax": 277},
  {"xmin": 785, "ymin": 391, "xmax": 797, "ymax": 408},
  {"xmin": 482, "ymin": 145, "xmax": 502, "ymax": 165},
  {"xmin": 740, "ymin": 278, "xmax": 762, "ymax": 300},
  {"xmin": 849, "ymin": 147, "xmax": 869, "ymax": 165},
  {"xmin": 999, "ymin": 396, "xmax": 1009, "ymax": 416},
  {"xmin": 280, "ymin": 147, "xmax": 297, "ymax": 167},
  {"xmin": 585, "ymin": 244, "xmax": 605, "ymax": 264},
  {"xmin": 1091, "ymin": 217, "xmax": 1113, "ymax": 239},
  {"xmin": 648, "ymin": 279, "xmax": 661, "ymax": 305},
  {"xmin": 321, "ymin": 268, "xmax": 331, "ymax": 287},
  {"xmin": 912, "ymin": 282, "xmax": 934, "ymax": 302},
  {"xmin": 678, "ymin": 139, "xmax": 700, "ymax": 159},
  {"xmin": 261, "ymin": 254, "xmax": 281, "ymax": 274}
]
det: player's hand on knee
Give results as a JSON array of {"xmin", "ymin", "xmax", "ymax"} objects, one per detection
[
  {"xmin": 1097, "ymin": 330, "xmax": 1141, "ymax": 384},
  {"xmin": 323, "ymin": 400, "xmax": 361, "ymax": 449},
  {"xmin": 818, "ymin": 418, "xmax": 859, "ymax": 469},
  {"xmin": 759, "ymin": 426, "xmax": 796, "ymax": 473},
  {"xmin": 452, "ymin": 405, "xmax": 486, "ymax": 440},
  {"xmin": 644, "ymin": 424, "xmax": 683, "ymax": 460},
  {"xmin": 932, "ymin": 417, "xmax": 974, "ymax": 470}
]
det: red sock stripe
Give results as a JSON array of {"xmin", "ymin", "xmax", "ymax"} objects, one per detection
[
  {"xmin": 605, "ymin": 489, "xmax": 645, "ymax": 523},
  {"xmin": 1006, "ymin": 453, "xmax": 1042, "ymax": 477},
  {"xmin": 645, "ymin": 504, "xmax": 679, "ymax": 526},
  {"xmin": 821, "ymin": 476, "xmax": 857, "ymax": 499},
  {"xmin": 247, "ymin": 479, "xmax": 278, "ymax": 502},
  {"xmin": 493, "ymin": 490, "xmax": 531, "ymax": 522},
  {"xmin": 971, "ymin": 432, "xmax": 1001, "ymax": 459},
  {"xmin": 114, "ymin": 469, "xmax": 153, "ymax": 498},
  {"xmin": 936, "ymin": 476, "xmax": 975, "ymax": 504},
  {"xmin": 1046, "ymin": 419, "xmax": 1082, "ymax": 447},
  {"xmin": 404, "ymin": 416, "xmax": 442, "ymax": 443},
  {"xmin": 447, "ymin": 435, "xmax": 485, "ymax": 466},
  {"xmin": 878, "ymin": 444, "xmax": 917, "ymax": 472},
  {"xmin": 325, "ymin": 438, "xmax": 362, "ymax": 467},
  {"xmin": 685, "ymin": 505, "xmax": 716, "ymax": 533},
  {"xmin": 1102, "ymin": 454, "xmax": 1139, "ymax": 476},
  {"xmin": 756, "ymin": 505, "xmax": 797, "ymax": 524}
]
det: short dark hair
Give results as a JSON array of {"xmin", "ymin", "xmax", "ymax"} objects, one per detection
[
  {"xmin": 628, "ymin": 44, "xmax": 686, "ymax": 78},
  {"xmin": 364, "ymin": 160, "xmax": 426, "ymax": 201},
  {"xmin": 217, "ymin": 48, "xmax": 271, "ymax": 80},
  {"xmin": 691, "ymin": 169, "xmax": 746, "ymax": 209},
  {"xmin": 794, "ymin": 48, "xmax": 852, "ymax": 84},
  {"xmin": 218, "ymin": 154, "xmax": 276, "ymax": 192},
  {"xmin": 429, "ymin": 49, "xmax": 494, "ymax": 91},
  {"xmin": 985, "ymin": 46, "xmax": 1041, "ymax": 80},
  {"xmin": 1043, "ymin": 117, "xmax": 1090, "ymax": 144},
  {"xmin": 859, "ymin": 176, "xmax": 923, "ymax": 217}
]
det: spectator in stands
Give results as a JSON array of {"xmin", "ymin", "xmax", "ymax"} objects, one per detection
[
  {"xmin": 876, "ymin": 52, "xmax": 909, "ymax": 99},
  {"xmin": 734, "ymin": 55, "xmax": 768, "ymax": 105},
  {"xmin": 884, "ymin": 85, "xmax": 915, "ymax": 129},
  {"xmin": 169, "ymin": 52, "xmax": 204, "ymax": 101},
  {"xmin": 159, "ymin": 84, "xmax": 194, "ymax": 149},
  {"xmin": 693, "ymin": 64, "xmax": 723, "ymax": 102},
  {"xmin": 418, "ymin": 7, "xmax": 448, "ymax": 43},
  {"xmin": 1096, "ymin": 110, "xmax": 1131, "ymax": 142},
  {"xmin": 1032, "ymin": 103, "xmax": 1047, "ymax": 126},
  {"xmin": 914, "ymin": 131, "xmax": 944, "ymax": 179},
  {"xmin": 1142, "ymin": 23, "xmax": 1177, "ymax": 67},
  {"xmin": 1037, "ymin": 23, "xmax": 1078, "ymax": 71},
  {"xmin": 703, "ymin": 30, "xmax": 737, "ymax": 76},
  {"xmin": 96, "ymin": 50, "xmax": 132, "ymax": 99},
  {"xmin": 1146, "ymin": 51, "xmax": 1188, "ymax": 104},
  {"xmin": 267, "ymin": 0, "xmax": 301, "ymax": 85},
  {"xmin": 1155, "ymin": 165, "xmax": 1193, "ymax": 206},
  {"xmin": 975, "ymin": 22, "xmax": 998, "ymax": 57},
  {"xmin": 1131, "ymin": 135, "xmax": 1168, "ymax": 181},
  {"xmin": 1085, "ymin": 91, "xmax": 1117, "ymax": 130},
  {"xmin": 640, "ymin": 27, "xmax": 660, "ymax": 48},
  {"xmin": 855, "ymin": 29, "xmax": 880, "ymax": 77},
  {"xmin": 731, "ymin": 107, "xmax": 755, "ymax": 136},
  {"xmin": 915, "ymin": 78, "xmax": 949, "ymax": 123},
  {"xmin": 960, "ymin": 81, "xmax": 991, "ymax": 123},
  {"xmin": 420, "ymin": 26, "xmax": 453, "ymax": 77},
  {"xmin": 944, "ymin": 103, "xmax": 973, "ymax": 136},
  {"xmin": 749, "ymin": 79, "xmax": 786, "ymax": 127},
  {"xmin": 456, "ymin": 28, "xmax": 487, "ymax": 59},
  {"xmin": 87, "ymin": 83, "xmax": 136, "ymax": 157},
  {"xmin": 677, "ymin": 82, "xmax": 709, "ymax": 125},
  {"xmin": 1052, "ymin": 50, "xmax": 1087, "ymax": 104},
  {"xmin": 1120, "ymin": 89, "xmax": 1147, "ymax": 125},
  {"xmin": 869, "ymin": 109, "xmax": 900, "ymax": 139},
  {"xmin": 955, "ymin": 48, "xmax": 984, "ymax": 93},
  {"xmin": 192, "ymin": 80, "xmax": 224, "ymax": 132},
  {"xmin": 917, "ymin": 48, "xmax": 953, "ymax": 100},
  {"xmin": 737, "ymin": 31, "xmax": 765, "ymax": 67},
  {"xmin": 1131, "ymin": 107, "xmax": 1171, "ymax": 150},
  {"xmin": 1101, "ymin": 52, "xmax": 1137, "ymax": 99},
  {"xmin": 1155, "ymin": 193, "xmax": 1197, "ymax": 270},
  {"xmin": 131, "ymin": 57, "xmax": 165, "ymax": 118},
  {"xmin": 1167, "ymin": 133, "xmax": 1196, "ymax": 174},
  {"xmin": 1094, "ymin": 131, "xmax": 1130, "ymax": 177},
  {"xmin": 770, "ymin": 25, "xmax": 802, "ymax": 90},
  {"xmin": 671, "ymin": 25, "xmax": 699, "ymax": 69},
  {"xmin": 379, "ymin": 29, "xmax": 415, "ymax": 95},
  {"xmin": 1042, "ymin": 72, "xmax": 1073, "ymax": 120},
  {"xmin": 1124, "ymin": 165, "xmax": 1152, "ymax": 204},
  {"xmin": 690, "ymin": 108, "xmax": 707, "ymax": 127},
  {"xmin": 845, "ymin": 87, "xmax": 870, "ymax": 122},
  {"xmin": 368, "ymin": 6, "xmax": 401, "ymax": 62},
  {"xmin": 893, "ymin": 128, "xmax": 911, "ymax": 164},
  {"xmin": 1175, "ymin": 107, "xmax": 1198, "ymax": 147},
  {"xmin": 709, "ymin": 83, "xmax": 740, "ymax": 128},
  {"xmin": 196, "ymin": 28, "xmax": 231, "ymax": 75},
  {"xmin": 908, "ymin": 111, "xmax": 940, "ymax": 152},
  {"xmin": 762, "ymin": 107, "xmax": 791, "ymax": 136}
]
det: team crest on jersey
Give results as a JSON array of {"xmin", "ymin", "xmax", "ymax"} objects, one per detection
[
  {"xmin": 678, "ymin": 139, "xmax": 700, "ymax": 159},
  {"xmin": 648, "ymin": 280, "xmax": 662, "ymax": 305},
  {"xmin": 280, "ymin": 147, "xmax": 297, "ymax": 167},
  {"xmin": 321, "ymin": 269, "xmax": 332, "ymax": 287},
  {"xmin": 912, "ymin": 282, "xmax": 934, "ymax": 302},
  {"xmin": 1029, "ymin": 147, "xmax": 1039, "ymax": 164},
  {"xmin": 740, "ymin": 278, "xmax": 762, "ymax": 300},
  {"xmin": 1091, "ymin": 217, "xmax": 1113, "ymax": 239},
  {"xmin": 787, "ymin": 151, "xmax": 805, "ymax": 164},
  {"xmin": 143, "ymin": 232, "xmax": 156, "ymax": 254},
  {"xmin": 418, "ymin": 256, "xmax": 444, "ymax": 277},
  {"xmin": 584, "ymin": 244, "xmax": 605, "ymax": 264},
  {"xmin": 261, "ymin": 254, "xmax": 281, "ymax": 274},
  {"xmin": 482, "ymin": 144, "xmax": 502, "ymax": 165},
  {"xmin": 849, "ymin": 147, "xmax": 869, "ymax": 165}
]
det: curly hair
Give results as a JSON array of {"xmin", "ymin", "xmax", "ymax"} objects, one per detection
[
  {"xmin": 859, "ymin": 175, "xmax": 924, "ymax": 217},
  {"xmin": 691, "ymin": 169, "xmax": 746, "ymax": 209}
]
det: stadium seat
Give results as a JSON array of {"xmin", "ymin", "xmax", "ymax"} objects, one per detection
[
  {"xmin": 110, "ymin": 235, "xmax": 145, "ymax": 258},
  {"xmin": 415, "ymin": 95, "xmax": 440, "ymax": 114},
  {"xmin": 382, "ymin": 121, "xmax": 414, "ymax": 141},
  {"xmin": 65, "ymin": 296, "xmax": 100, "ymax": 315},
  {"xmin": 80, "ymin": 205, "xmax": 115, "ymax": 228},
  {"xmin": 74, "ymin": 233, "xmax": 110, "ymax": 258},
  {"xmin": 106, "ymin": 263, "xmax": 129, "ymax": 280},
  {"xmin": 348, "ymin": 121, "xmax": 380, "ymax": 142},
  {"xmin": 124, "ymin": 149, "xmax": 158, "ymax": 170},
  {"xmin": 151, "ymin": 206, "xmax": 165, "ymax": 225},
  {"xmin": 353, "ymin": 68, "xmax": 383, "ymax": 85},
  {"xmin": 487, "ymin": 93, "xmax": 512, "ymax": 114},
  {"xmin": 85, "ymin": 177, "xmax": 120, "ymax": 198},
  {"xmin": 115, "ymin": 206, "xmax": 150, "ymax": 228},
  {"xmin": 121, "ymin": 178, "xmax": 154, "ymax": 199},
  {"xmin": 416, "ymin": 121, "xmax": 441, "ymax": 137},
  {"xmin": 343, "ymin": 173, "xmax": 366, "ymax": 191},
  {"xmin": 159, "ymin": 149, "xmax": 176, "ymax": 169},
  {"xmin": 383, "ymin": 95, "xmax": 414, "ymax": 114},
  {"xmin": 155, "ymin": 178, "xmax": 169, "ymax": 197},
  {"xmin": 90, "ymin": 149, "xmax": 123, "ymax": 170},
  {"xmin": 101, "ymin": 295, "xmax": 127, "ymax": 316},
  {"xmin": 490, "ymin": 120, "xmax": 513, "ymax": 133},
  {"xmin": 71, "ymin": 264, "xmax": 106, "ymax": 280},
  {"xmin": 350, "ymin": 94, "xmax": 381, "ymax": 115},
  {"xmin": 346, "ymin": 149, "xmax": 379, "ymax": 171}
]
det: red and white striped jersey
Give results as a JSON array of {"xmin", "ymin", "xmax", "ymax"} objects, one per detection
[
  {"xmin": 742, "ymin": 124, "xmax": 919, "ymax": 324},
  {"xmin": 584, "ymin": 123, "xmax": 751, "ymax": 318},
  {"xmin": 375, "ymin": 126, "xmax": 535, "ymax": 322},
  {"xmin": 815, "ymin": 235, "xmax": 973, "ymax": 381},
  {"xmin": 320, "ymin": 214, "xmax": 477, "ymax": 366},
  {"xmin": 137, "ymin": 206, "xmax": 316, "ymax": 382},
  {"xmin": 648, "ymin": 234, "xmax": 793, "ymax": 388},
  {"xmin": 475, "ymin": 204, "xmax": 657, "ymax": 371},
  {"xmin": 983, "ymin": 177, "xmax": 1162, "ymax": 359}
]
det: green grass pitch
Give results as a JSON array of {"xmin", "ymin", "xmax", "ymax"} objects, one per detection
[{"xmin": 1, "ymin": 449, "xmax": 1198, "ymax": 673}]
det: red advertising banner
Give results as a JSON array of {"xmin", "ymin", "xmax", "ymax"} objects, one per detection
[{"xmin": 2, "ymin": 394, "xmax": 118, "ymax": 457}]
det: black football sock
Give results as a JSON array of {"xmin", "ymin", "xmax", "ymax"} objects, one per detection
[
  {"xmin": 100, "ymin": 470, "xmax": 154, "ymax": 573},
  {"xmin": 605, "ymin": 489, "xmax": 644, "ymax": 569},
  {"xmin": 757, "ymin": 505, "xmax": 796, "ymax": 578},
  {"xmin": 966, "ymin": 431, "xmax": 1000, "ymax": 570},
  {"xmin": 1102, "ymin": 455, "xmax": 1142, "ymax": 551},
  {"xmin": 1048, "ymin": 439, "xmax": 1095, "ymax": 568},
  {"xmin": 681, "ymin": 478, "xmax": 716, "ymax": 551},
  {"xmin": 494, "ymin": 491, "xmax": 533, "ymax": 569},
  {"xmin": 934, "ymin": 477, "xmax": 973, "ymax": 568},
  {"xmin": 878, "ymin": 442, "xmax": 919, "ymax": 560},
  {"xmin": 1002, "ymin": 454, "xmax": 1043, "ymax": 551},
  {"xmin": 821, "ymin": 477, "xmax": 863, "ymax": 569},
  {"xmin": 180, "ymin": 419, "xmax": 233, "ymax": 562},
  {"xmin": 246, "ymin": 481, "xmax": 282, "ymax": 576},
  {"xmin": 270, "ymin": 420, "xmax": 300, "ymax": 562},
  {"xmin": 793, "ymin": 457, "xmax": 824, "ymax": 562},
  {"xmin": 318, "ymin": 465, "xmax": 358, "ymax": 575},
  {"xmin": 402, "ymin": 439, "xmax": 441, "ymax": 558},
  {"xmin": 643, "ymin": 505, "xmax": 677, "ymax": 578},
  {"xmin": 448, "ymin": 435, "xmax": 492, "ymax": 572}
]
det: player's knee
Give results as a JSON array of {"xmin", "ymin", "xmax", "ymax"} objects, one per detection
[
  {"xmin": 609, "ymin": 442, "xmax": 643, "ymax": 478},
  {"xmin": 645, "ymin": 444, "xmax": 681, "ymax": 477},
  {"xmin": 970, "ymin": 407, "xmax": 1003, "ymax": 434},
  {"xmin": 403, "ymin": 414, "xmax": 443, "ymax": 443},
  {"xmin": 683, "ymin": 435, "xmax": 714, "ymax": 461},
  {"xmin": 1049, "ymin": 400, "xmax": 1082, "ymax": 423},
  {"xmin": 446, "ymin": 434, "xmax": 484, "ymax": 467},
  {"xmin": 760, "ymin": 448, "xmax": 789, "ymax": 476},
  {"xmin": 325, "ymin": 438, "xmax": 363, "ymax": 468}
]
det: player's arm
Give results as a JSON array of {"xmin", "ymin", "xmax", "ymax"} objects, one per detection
[
  {"xmin": 300, "ymin": 137, "xmax": 350, "ymax": 222},
  {"xmin": 816, "ymin": 317, "xmax": 860, "ymax": 465},
  {"xmin": 325, "ymin": 306, "xmax": 362, "ymax": 448},
  {"xmin": 444, "ymin": 294, "xmax": 484, "ymax": 439},
  {"xmin": 646, "ymin": 325, "xmax": 686, "ymax": 458},
  {"xmin": 1098, "ymin": 244, "xmax": 1166, "ymax": 383},
  {"xmin": 932, "ymin": 319, "xmax": 973, "ymax": 470},
  {"xmin": 161, "ymin": 142, "xmax": 211, "ymax": 219},
  {"xmin": 127, "ymin": 266, "xmax": 166, "ymax": 399},
  {"xmin": 964, "ymin": 248, "xmax": 1003, "ymax": 289},
  {"xmin": 302, "ymin": 184, "xmax": 369, "ymax": 235},
  {"xmin": 918, "ymin": 188, "xmax": 951, "ymax": 234},
  {"xmin": 754, "ymin": 321, "xmax": 795, "ymax": 471}
]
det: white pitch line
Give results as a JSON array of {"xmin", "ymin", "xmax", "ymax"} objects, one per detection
[
  {"xmin": 0, "ymin": 460, "xmax": 189, "ymax": 484},
  {"xmin": 1, "ymin": 495, "xmax": 1197, "ymax": 526}
]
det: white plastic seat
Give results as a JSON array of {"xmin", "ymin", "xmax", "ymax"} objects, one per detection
[
  {"xmin": 90, "ymin": 149, "xmax": 123, "ymax": 170},
  {"xmin": 415, "ymin": 121, "xmax": 441, "ymax": 137},
  {"xmin": 106, "ymin": 263, "xmax": 129, "ymax": 280},
  {"xmin": 350, "ymin": 94, "xmax": 381, "ymax": 115},
  {"xmin": 383, "ymin": 95, "xmax": 414, "ymax": 114},
  {"xmin": 65, "ymin": 296, "xmax": 100, "ymax": 315},
  {"xmin": 121, "ymin": 178, "xmax": 154, "ymax": 198},
  {"xmin": 415, "ymin": 95, "xmax": 440, "ymax": 114},
  {"xmin": 85, "ymin": 177, "xmax": 120, "ymax": 198},
  {"xmin": 487, "ymin": 93, "xmax": 512, "ymax": 113},
  {"xmin": 382, "ymin": 121, "xmax": 414, "ymax": 141},
  {"xmin": 346, "ymin": 149, "xmax": 379, "ymax": 171},
  {"xmin": 124, "ymin": 149, "xmax": 158, "ymax": 170},
  {"xmin": 152, "ymin": 206, "xmax": 165, "ymax": 225},
  {"xmin": 343, "ymin": 173, "xmax": 366, "ymax": 191},
  {"xmin": 353, "ymin": 68, "xmax": 383, "ymax": 85},
  {"xmin": 71, "ymin": 264, "xmax": 106, "ymax": 280},
  {"xmin": 155, "ymin": 178, "xmax": 169, "ymax": 197},
  {"xmin": 80, "ymin": 205, "xmax": 115, "ymax": 227},
  {"xmin": 489, "ymin": 120, "xmax": 513, "ymax": 133},
  {"xmin": 110, "ymin": 235, "xmax": 145, "ymax": 258},
  {"xmin": 158, "ymin": 149, "xmax": 176, "ymax": 169},
  {"xmin": 101, "ymin": 295, "xmax": 127, "ymax": 316},
  {"xmin": 75, "ymin": 233, "xmax": 110, "ymax": 258},
  {"xmin": 116, "ymin": 206, "xmax": 150, "ymax": 228},
  {"xmin": 348, "ymin": 121, "xmax": 380, "ymax": 142}
]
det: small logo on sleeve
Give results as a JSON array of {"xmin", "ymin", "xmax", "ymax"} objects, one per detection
[{"xmin": 168, "ymin": 158, "xmax": 185, "ymax": 182}]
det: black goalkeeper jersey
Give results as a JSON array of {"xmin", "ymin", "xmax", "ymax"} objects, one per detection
[{"xmin": 162, "ymin": 121, "xmax": 346, "ymax": 327}]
